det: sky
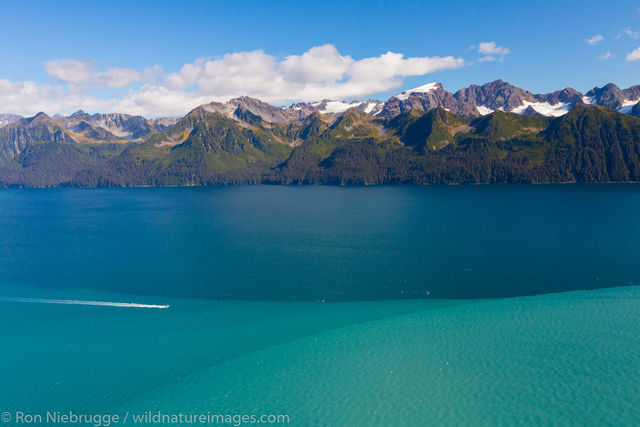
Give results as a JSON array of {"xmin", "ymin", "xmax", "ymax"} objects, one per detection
[{"xmin": 0, "ymin": 0, "xmax": 639, "ymax": 117}]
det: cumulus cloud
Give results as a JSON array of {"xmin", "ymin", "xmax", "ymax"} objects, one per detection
[
  {"xmin": 165, "ymin": 44, "xmax": 465, "ymax": 102},
  {"xmin": 0, "ymin": 45, "xmax": 465, "ymax": 117},
  {"xmin": 586, "ymin": 34, "xmax": 604, "ymax": 45},
  {"xmin": 626, "ymin": 47, "xmax": 640, "ymax": 61},
  {"xmin": 471, "ymin": 42, "xmax": 509, "ymax": 62},
  {"xmin": 598, "ymin": 52, "xmax": 614, "ymax": 60},
  {"xmin": 280, "ymin": 45, "xmax": 352, "ymax": 84}
]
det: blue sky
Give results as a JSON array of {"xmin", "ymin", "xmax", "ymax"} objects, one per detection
[{"xmin": 0, "ymin": 0, "xmax": 639, "ymax": 116}]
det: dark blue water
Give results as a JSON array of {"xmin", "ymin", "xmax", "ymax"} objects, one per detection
[{"xmin": 1, "ymin": 185, "xmax": 639, "ymax": 300}]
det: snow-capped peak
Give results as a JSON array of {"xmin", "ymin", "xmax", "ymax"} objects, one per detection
[{"xmin": 393, "ymin": 82, "xmax": 440, "ymax": 101}]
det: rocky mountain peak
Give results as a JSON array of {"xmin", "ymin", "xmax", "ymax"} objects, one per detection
[
  {"xmin": 379, "ymin": 82, "xmax": 465, "ymax": 119},
  {"xmin": 70, "ymin": 109, "xmax": 88, "ymax": 117},
  {"xmin": 26, "ymin": 112, "xmax": 57, "ymax": 126},
  {"xmin": 538, "ymin": 88, "xmax": 583, "ymax": 105},
  {"xmin": 454, "ymin": 80, "xmax": 536, "ymax": 111},
  {"xmin": 585, "ymin": 83, "xmax": 626, "ymax": 109}
]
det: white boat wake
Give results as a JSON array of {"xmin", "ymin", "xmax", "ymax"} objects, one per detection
[{"xmin": 0, "ymin": 297, "xmax": 169, "ymax": 309}]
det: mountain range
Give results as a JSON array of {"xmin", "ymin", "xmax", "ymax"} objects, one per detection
[{"xmin": 1, "ymin": 80, "xmax": 640, "ymax": 187}]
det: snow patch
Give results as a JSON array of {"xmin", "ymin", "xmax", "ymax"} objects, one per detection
[
  {"xmin": 476, "ymin": 105, "xmax": 494, "ymax": 115},
  {"xmin": 511, "ymin": 101, "xmax": 570, "ymax": 117},
  {"xmin": 320, "ymin": 101, "xmax": 363, "ymax": 114},
  {"xmin": 394, "ymin": 82, "xmax": 439, "ymax": 101},
  {"xmin": 618, "ymin": 98, "xmax": 640, "ymax": 114},
  {"xmin": 363, "ymin": 101, "xmax": 379, "ymax": 114},
  {"xmin": 581, "ymin": 96, "xmax": 595, "ymax": 105},
  {"xmin": 620, "ymin": 98, "xmax": 639, "ymax": 107}
]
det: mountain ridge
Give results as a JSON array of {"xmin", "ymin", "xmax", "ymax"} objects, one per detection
[
  {"xmin": 2, "ymin": 80, "xmax": 639, "ymax": 131},
  {"xmin": 2, "ymin": 80, "xmax": 640, "ymax": 188}
]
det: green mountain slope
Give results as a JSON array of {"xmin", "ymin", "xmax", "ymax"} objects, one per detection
[
  {"xmin": 3, "ymin": 104, "xmax": 640, "ymax": 187},
  {"xmin": 0, "ymin": 113, "xmax": 75, "ymax": 162}
]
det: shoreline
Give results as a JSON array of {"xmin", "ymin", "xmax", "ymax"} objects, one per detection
[{"xmin": 3, "ymin": 180, "xmax": 640, "ymax": 190}]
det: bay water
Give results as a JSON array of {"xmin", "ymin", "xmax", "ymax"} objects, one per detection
[{"xmin": 1, "ymin": 185, "xmax": 639, "ymax": 425}]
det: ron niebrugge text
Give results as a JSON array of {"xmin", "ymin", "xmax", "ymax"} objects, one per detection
[{"xmin": 1, "ymin": 411, "xmax": 290, "ymax": 426}]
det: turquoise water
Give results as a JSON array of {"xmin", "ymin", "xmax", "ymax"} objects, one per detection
[
  {"xmin": 1, "ymin": 285, "xmax": 639, "ymax": 425},
  {"xmin": 1, "ymin": 186, "xmax": 640, "ymax": 425}
]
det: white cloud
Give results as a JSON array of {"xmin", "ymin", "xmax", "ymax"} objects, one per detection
[
  {"xmin": 598, "ymin": 52, "xmax": 614, "ymax": 60},
  {"xmin": 626, "ymin": 46, "xmax": 640, "ymax": 61},
  {"xmin": 0, "ymin": 44, "xmax": 465, "ymax": 117},
  {"xmin": 280, "ymin": 44, "xmax": 352, "ymax": 84},
  {"xmin": 165, "ymin": 45, "xmax": 464, "ymax": 102},
  {"xmin": 617, "ymin": 27, "xmax": 639, "ymax": 39},
  {"xmin": 472, "ymin": 42, "xmax": 509, "ymax": 62},
  {"xmin": 477, "ymin": 42, "xmax": 510, "ymax": 55},
  {"xmin": 45, "ymin": 59, "xmax": 161, "ymax": 90},
  {"xmin": 586, "ymin": 34, "xmax": 604, "ymax": 45}
]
